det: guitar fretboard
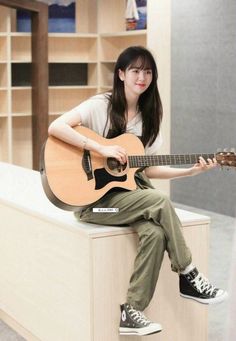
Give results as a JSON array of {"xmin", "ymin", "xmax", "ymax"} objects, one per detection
[{"xmin": 128, "ymin": 153, "xmax": 215, "ymax": 168}]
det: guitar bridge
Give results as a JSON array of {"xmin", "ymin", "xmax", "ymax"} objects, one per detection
[{"xmin": 82, "ymin": 149, "xmax": 93, "ymax": 180}]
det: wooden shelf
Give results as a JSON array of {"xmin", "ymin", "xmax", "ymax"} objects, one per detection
[
  {"xmin": 49, "ymin": 87, "xmax": 97, "ymax": 114},
  {"xmin": 0, "ymin": 36, "xmax": 7, "ymax": 61},
  {"xmin": 48, "ymin": 33, "xmax": 98, "ymax": 38},
  {"xmin": 10, "ymin": 32, "xmax": 31, "ymax": 37},
  {"xmin": 48, "ymin": 36, "xmax": 97, "ymax": 62},
  {"xmin": 12, "ymin": 112, "xmax": 31, "ymax": 117},
  {"xmin": 100, "ymin": 34, "xmax": 147, "ymax": 61},
  {"xmin": 11, "ymin": 60, "xmax": 31, "ymax": 63},
  {"xmin": 100, "ymin": 29, "xmax": 147, "ymax": 37},
  {"xmin": 0, "ymin": 116, "xmax": 9, "ymax": 161},
  {"xmin": 0, "ymin": 62, "xmax": 7, "ymax": 87},
  {"xmin": 100, "ymin": 62, "xmax": 115, "ymax": 87},
  {"xmin": 0, "ymin": 6, "xmax": 10, "ymax": 33},
  {"xmin": 47, "ymin": 60, "xmax": 97, "ymax": 63},
  {"xmin": 11, "ymin": 86, "xmax": 31, "ymax": 90},
  {"xmin": 12, "ymin": 88, "xmax": 31, "ymax": 115},
  {"xmin": 49, "ymin": 85, "xmax": 97, "ymax": 90},
  {"xmin": 0, "ymin": 113, "xmax": 8, "ymax": 117},
  {"xmin": 100, "ymin": 60, "xmax": 116, "ymax": 63},
  {"xmin": 11, "ymin": 85, "xmax": 98, "ymax": 90},
  {"xmin": 11, "ymin": 35, "xmax": 31, "ymax": 62},
  {"xmin": 12, "ymin": 116, "xmax": 32, "ymax": 168},
  {"xmin": 10, "ymin": 34, "xmax": 98, "ymax": 62},
  {"xmin": 0, "ymin": 89, "xmax": 8, "ymax": 113}
]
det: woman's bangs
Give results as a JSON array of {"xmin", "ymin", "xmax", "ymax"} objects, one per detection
[{"xmin": 128, "ymin": 55, "xmax": 152, "ymax": 70}]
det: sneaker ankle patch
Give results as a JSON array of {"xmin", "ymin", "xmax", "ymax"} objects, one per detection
[
  {"xmin": 122, "ymin": 310, "xmax": 127, "ymax": 322},
  {"xmin": 186, "ymin": 268, "xmax": 199, "ymax": 280}
]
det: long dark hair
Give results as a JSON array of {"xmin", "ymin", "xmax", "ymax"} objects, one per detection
[{"xmin": 105, "ymin": 46, "xmax": 163, "ymax": 147}]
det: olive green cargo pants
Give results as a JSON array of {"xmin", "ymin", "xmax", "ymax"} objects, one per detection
[{"xmin": 75, "ymin": 172, "xmax": 192, "ymax": 311}]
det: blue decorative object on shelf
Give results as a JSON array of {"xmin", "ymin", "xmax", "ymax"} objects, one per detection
[
  {"xmin": 16, "ymin": 10, "xmax": 31, "ymax": 32},
  {"xmin": 17, "ymin": 1, "xmax": 75, "ymax": 33},
  {"xmin": 136, "ymin": 0, "xmax": 147, "ymax": 30}
]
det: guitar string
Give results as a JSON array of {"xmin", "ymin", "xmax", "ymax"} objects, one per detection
[{"xmin": 128, "ymin": 154, "xmax": 215, "ymax": 167}]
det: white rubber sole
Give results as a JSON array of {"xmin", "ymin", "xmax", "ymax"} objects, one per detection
[
  {"xmin": 180, "ymin": 291, "xmax": 228, "ymax": 304},
  {"xmin": 119, "ymin": 323, "xmax": 162, "ymax": 336}
]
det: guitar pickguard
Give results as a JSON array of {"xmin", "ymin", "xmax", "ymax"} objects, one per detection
[{"xmin": 94, "ymin": 168, "xmax": 127, "ymax": 190}]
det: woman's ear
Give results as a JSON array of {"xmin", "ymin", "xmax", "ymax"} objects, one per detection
[{"xmin": 118, "ymin": 69, "xmax": 125, "ymax": 81}]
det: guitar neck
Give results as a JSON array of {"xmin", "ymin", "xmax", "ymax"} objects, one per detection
[{"xmin": 128, "ymin": 153, "xmax": 215, "ymax": 168}]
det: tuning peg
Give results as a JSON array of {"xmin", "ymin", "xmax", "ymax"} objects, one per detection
[
  {"xmin": 230, "ymin": 148, "xmax": 235, "ymax": 153},
  {"xmin": 223, "ymin": 148, "xmax": 228, "ymax": 152}
]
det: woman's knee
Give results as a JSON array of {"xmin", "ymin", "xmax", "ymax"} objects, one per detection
[
  {"xmin": 149, "ymin": 225, "xmax": 166, "ymax": 245},
  {"xmin": 141, "ymin": 190, "xmax": 174, "ymax": 222},
  {"xmin": 136, "ymin": 222, "xmax": 166, "ymax": 245}
]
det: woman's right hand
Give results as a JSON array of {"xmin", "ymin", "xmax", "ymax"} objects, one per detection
[{"xmin": 99, "ymin": 145, "xmax": 127, "ymax": 165}]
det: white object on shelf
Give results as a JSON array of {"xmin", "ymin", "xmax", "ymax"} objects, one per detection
[{"xmin": 125, "ymin": 0, "xmax": 139, "ymax": 20}]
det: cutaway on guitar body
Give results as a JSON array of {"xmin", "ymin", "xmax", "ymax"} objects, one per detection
[{"xmin": 40, "ymin": 126, "xmax": 145, "ymax": 210}]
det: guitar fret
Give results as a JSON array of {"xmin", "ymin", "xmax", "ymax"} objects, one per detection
[{"xmin": 128, "ymin": 153, "xmax": 215, "ymax": 168}]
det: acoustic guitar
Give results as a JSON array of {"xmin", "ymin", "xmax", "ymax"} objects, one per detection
[{"xmin": 40, "ymin": 126, "xmax": 236, "ymax": 211}]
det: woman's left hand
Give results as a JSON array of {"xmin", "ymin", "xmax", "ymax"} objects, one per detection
[{"xmin": 189, "ymin": 156, "xmax": 218, "ymax": 176}]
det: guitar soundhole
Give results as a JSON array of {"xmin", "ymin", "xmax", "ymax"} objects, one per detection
[{"xmin": 107, "ymin": 158, "xmax": 127, "ymax": 174}]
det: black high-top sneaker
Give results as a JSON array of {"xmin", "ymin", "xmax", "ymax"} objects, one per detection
[
  {"xmin": 119, "ymin": 303, "xmax": 162, "ymax": 336},
  {"xmin": 180, "ymin": 267, "xmax": 228, "ymax": 304}
]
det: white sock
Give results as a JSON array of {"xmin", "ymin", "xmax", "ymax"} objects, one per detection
[{"xmin": 180, "ymin": 263, "xmax": 195, "ymax": 275}]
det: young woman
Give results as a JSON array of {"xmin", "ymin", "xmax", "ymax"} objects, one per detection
[{"xmin": 48, "ymin": 46, "xmax": 227, "ymax": 336}]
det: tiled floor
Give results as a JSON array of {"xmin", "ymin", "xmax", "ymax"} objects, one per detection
[
  {"xmin": 0, "ymin": 320, "xmax": 25, "ymax": 341},
  {"xmin": 0, "ymin": 203, "xmax": 235, "ymax": 341}
]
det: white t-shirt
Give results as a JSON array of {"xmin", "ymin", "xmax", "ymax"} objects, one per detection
[{"xmin": 67, "ymin": 93, "xmax": 163, "ymax": 155}]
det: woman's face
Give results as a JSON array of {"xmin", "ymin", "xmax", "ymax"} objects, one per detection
[{"xmin": 118, "ymin": 58, "xmax": 153, "ymax": 98}]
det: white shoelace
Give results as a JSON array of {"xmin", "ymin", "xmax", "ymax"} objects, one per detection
[
  {"xmin": 127, "ymin": 306, "xmax": 151, "ymax": 326},
  {"xmin": 191, "ymin": 273, "xmax": 216, "ymax": 295}
]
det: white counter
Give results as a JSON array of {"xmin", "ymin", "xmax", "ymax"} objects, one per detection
[{"xmin": 0, "ymin": 162, "xmax": 209, "ymax": 341}]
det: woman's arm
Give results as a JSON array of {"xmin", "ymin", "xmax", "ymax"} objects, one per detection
[
  {"xmin": 48, "ymin": 117, "xmax": 101, "ymax": 153},
  {"xmin": 144, "ymin": 157, "xmax": 218, "ymax": 179},
  {"xmin": 48, "ymin": 111, "xmax": 127, "ymax": 164}
]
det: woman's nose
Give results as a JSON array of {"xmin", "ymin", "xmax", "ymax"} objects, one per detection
[{"xmin": 138, "ymin": 71, "xmax": 145, "ymax": 80}]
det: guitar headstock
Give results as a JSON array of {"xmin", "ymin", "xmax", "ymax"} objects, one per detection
[{"xmin": 216, "ymin": 149, "xmax": 236, "ymax": 168}]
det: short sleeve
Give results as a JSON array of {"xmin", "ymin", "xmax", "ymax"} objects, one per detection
[
  {"xmin": 71, "ymin": 98, "xmax": 97, "ymax": 127},
  {"xmin": 64, "ymin": 94, "xmax": 110, "ymax": 136}
]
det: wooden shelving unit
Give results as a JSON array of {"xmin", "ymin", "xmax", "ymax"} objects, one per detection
[{"xmin": 0, "ymin": 0, "xmax": 170, "ymax": 176}]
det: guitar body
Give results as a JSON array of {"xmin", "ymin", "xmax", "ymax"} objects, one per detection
[{"xmin": 40, "ymin": 126, "xmax": 145, "ymax": 210}]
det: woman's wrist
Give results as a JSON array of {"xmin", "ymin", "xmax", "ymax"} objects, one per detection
[
  {"xmin": 83, "ymin": 138, "xmax": 102, "ymax": 153},
  {"xmin": 187, "ymin": 167, "xmax": 196, "ymax": 177}
]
